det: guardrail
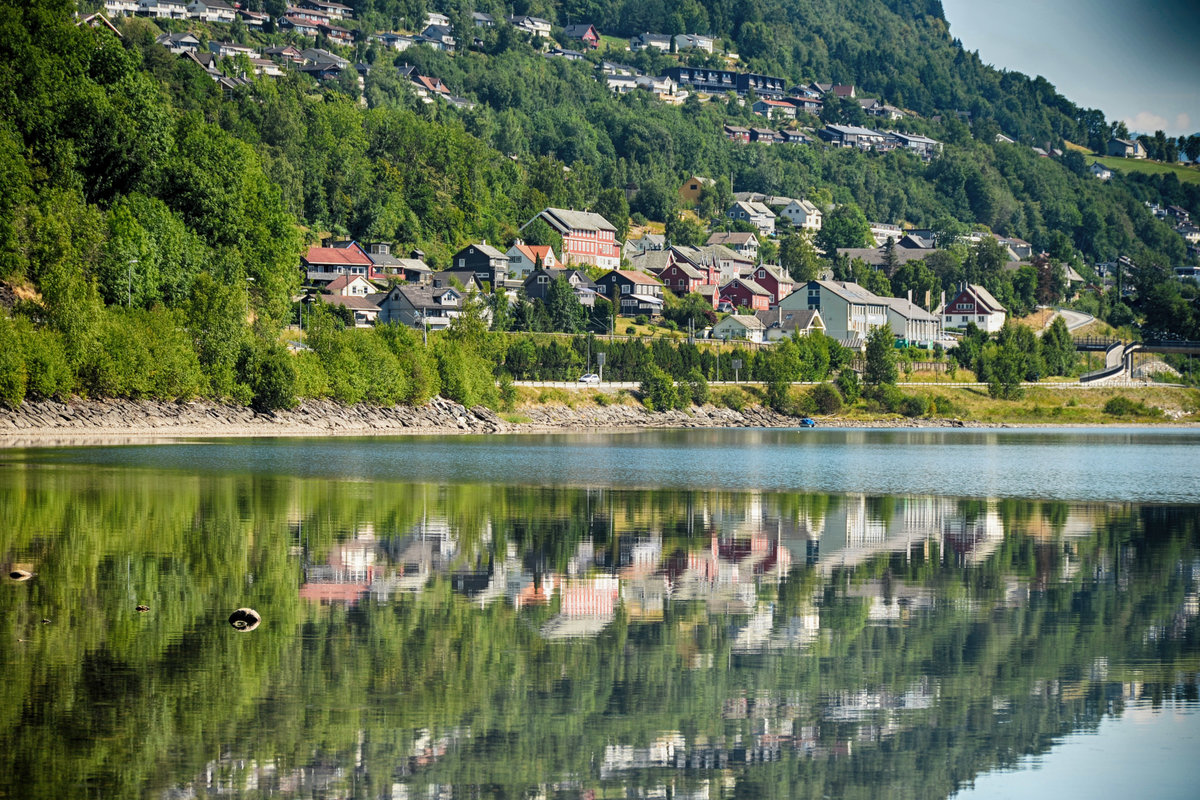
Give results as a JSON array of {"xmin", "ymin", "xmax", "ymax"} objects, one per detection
[{"xmin": 1080, "ymin": 340, "xmax": 1128, "ymax": 383}]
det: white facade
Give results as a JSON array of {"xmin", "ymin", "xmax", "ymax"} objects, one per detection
[
  {"xmin": 781, "ymin": 199, "xmax": 822, "ymax": 232},
  {"xmin": 188, "ymin": 1, "xmax": 235, "ymax": 23},
  {"xmin": 139, "ymin": 0, "xmax": 189, "ymax": 18},
  {"xmin": 779, "ymin": 280, "xmax": 890, "ymax": 344},
  {"xmin": 105, "ymin": 0, "xmax": 141, "ymax": 15}
]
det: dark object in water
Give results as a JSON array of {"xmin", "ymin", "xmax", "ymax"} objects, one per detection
[
  {"xmin": 136, "ymin": 605, "xmax": 150, "ymax": 613},
  {"xmin": 8, "ymin": 569, "xmax": 33, "ymax": 582},
  {"xmin": 229, "ymin": 608, "xmax": 261, "ymax": 632}
]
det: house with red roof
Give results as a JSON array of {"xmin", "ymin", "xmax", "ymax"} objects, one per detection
[
  {"xmin": 302, "ymin": 242, "xmax": 373, "ymax": 286},
  {"xmin": 505, "ymin": 239, "xmax": 559, "ymax": 281}
]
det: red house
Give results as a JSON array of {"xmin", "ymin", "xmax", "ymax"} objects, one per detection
[
  {"xmin": 658, "ymin": 261, "xmax": 706, "ymax": 296},
  {"xmin": 720, "ymin": 277, "xmax": 772, "ymax": 311},
  {"xmin": 563, "ymin": 23, "xmax": 600, "ymax": 48},
  {"xmin": 302, "ymin": 242, "xmax": 373, "ymax": 285},
  {"xmin": 742, "ymin": 264, "xmax": 794, "ymax": 306}
]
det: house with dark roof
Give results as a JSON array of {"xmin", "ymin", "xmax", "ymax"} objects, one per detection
[
  {"xmin": 712, "ymin": 314, "xmax": 766, "ymax": 343},
  {"xmin": 304, "ymin": 292, "xmax": 381, "ymax": 327},
  {"xmin": 754, "ymin": 308, "xmax": 825, "ymax": 342},
  {"xmin": 741, "ymin": 264, "xmax": 793, "ymax": 306},
  {"xmin": 778, "ymin": 280, "xmax": 891, "ymax": 347},
  {"xmin": 522, "ymin": 208, "xmax": 621, "ymax": 269},
  {"xmin": 156, "ymin": 32, "xmax": 200, "ymax": 53},
  {"xmin": 564, "ymin": 23, "xmax": 600, "ymax": 48},
  {"xmin": 451, "ymin": 243, "xmax": 509, "ymax": 288},
  {"xmin": 420, "ymin": 24, "xmax": 456, "ymax": 51},
  {"xmin": 884, "ymin": 296, "xmax": 941, "ymax": 344},
  {"xmin": 523, "ymin": 268, "xmax": 597, "ymax": 306},
  {"xmin": 937, "ymin": 283, "xmax": 1006, "ymax": 333},
  {"xmin": 362, "ymin": 243, "xmax": 431, "ymax": 284},
  {"xmin": 819, "ymin": 124, "xmax": 887, "ymax": 150},
  {"xmin": 706, "ymin": 232, "xmax": 759, "ymax": 260},
  {"xmin": 377, "ymin": 285, "xmax": 463, "ymax": 330},
  {"xmin": 1107, "ymin": 137, "xmax": 1147, "ymax": 159},
  {"xmin": 630, "ymin": 32, "xmax": 671, "ymax": 51},
  {"xmin": 728, "ymin": 201, "xmax": 776, "ymax": 237},
  {"xmin": 594, "ymin": 270, "xmax": 664, "ymax": 316}
]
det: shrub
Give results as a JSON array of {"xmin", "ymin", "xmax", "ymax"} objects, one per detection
[
  {"xmin": 0, "ymin": 315, "xmax": 27, "ymax": 407},
  {"xmin": 809, "ymin": 382, "xmax": 843, "ymax": 414},
  {"xmin": 1103, "ymin": 396, "xmax": 1162, "ymax": 417},
  {"xmin": 927, "ymin": 394, "xmax": 960, "ymax": 417},
  {"xmin": 899, "ymin": 394, "xmax": 928, "ymax": 417},
  {"xmin": 498, "ymin": 373, "xmax": 517, "ymax": 411},
  {"xmin": 639, "ymin": 365, "xmax": 679, "ymax": 411},
  {"xmin": 836, "ymin": 369, "xmax": 862, "ymax": 404},
  {"xmin": 625, "ymin": 325, "xmax": 636, "ymax": 334},
  {"xmin": 23, "ymin": 328, "xmax": 74, "ymax": 401},
  {"xmin": 241, "ymin": 340, "xmax": 297, "ymax": 412},
  {"xmin": 765, "ymin": 379, "xmax": 792, "ymax": 413},
  {"xmin": 635, "ymin": 314, "xmax": 649, "ymax": 326},
  {"xmin": 865, "ymin": 383, "xmax": 904, "ymax": 414},
  {"xmin": 686, "ymin": 368, "xmax": 709, "ymax": 406},
  {"xmin": 715, "ymin": 387, "xmax": 746, "ymax": 412},
  {"xmin": 291, "ymin": 350, "xmax": 330, "ymax": 398}
]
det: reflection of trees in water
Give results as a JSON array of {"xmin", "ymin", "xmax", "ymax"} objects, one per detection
[{"xmin": 0, "ymin": 468, "xmax": 1197, "ymax": 799}]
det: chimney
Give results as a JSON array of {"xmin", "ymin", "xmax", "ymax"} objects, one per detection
[{"xmin": 907, "ymin": 289, "xmax": 912, "ymax": 303}]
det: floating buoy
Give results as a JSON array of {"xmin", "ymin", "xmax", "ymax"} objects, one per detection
[
  {"xmin": 228, "ymin": 608, "xmax": 261, "ymax": 632},
  {"xmin": 136, "ymin": 605, "xmax": 150, "ymax": 613},
  {"xmin": 8, "ymin": 569, "xmax": 33, "ymax": 582}
]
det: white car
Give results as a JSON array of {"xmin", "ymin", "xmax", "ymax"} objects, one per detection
[{"xmin": 578, "ymin": 373, "xmax": 600, "ymax": 384}]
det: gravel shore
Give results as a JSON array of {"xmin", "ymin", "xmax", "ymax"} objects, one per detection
[{"xmin": 0, "ymin": 396, "xmax": 999, "ymax": 447}]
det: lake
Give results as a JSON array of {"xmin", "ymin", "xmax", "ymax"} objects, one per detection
[{"xmin": 1, "ymin": 427, "xmax": 1198, "ymax": 799}]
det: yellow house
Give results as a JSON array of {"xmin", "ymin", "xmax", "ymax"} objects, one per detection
[{"xmin": 678, "ymin": 175, "xmax": 715, "ymax": 205}]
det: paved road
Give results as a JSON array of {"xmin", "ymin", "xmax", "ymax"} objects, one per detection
[{"xmin": 1057, "ymin": 308, "xmax": 1095, "ymax": 331}]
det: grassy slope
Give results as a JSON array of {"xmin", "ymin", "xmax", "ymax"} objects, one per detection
[{"xmin": 1086, "ymin": 155, "xmax": 1200, "ymax": 185}]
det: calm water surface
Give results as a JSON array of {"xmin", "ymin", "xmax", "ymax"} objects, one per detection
[{"xmin": 1, "ymin": 428, "xmax": 1198, "ymax": 799}]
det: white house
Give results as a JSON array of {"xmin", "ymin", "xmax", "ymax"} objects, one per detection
[
  {"xmin": 780, "ymin": 199, "xmax": 822, "ymax": 232},
  {"xmin": 1089, "ymin": 162, "xmax": 1113, "ymax": 180},
  {"xmin": 138, "ymin": 0, "xmax": 189, "ymax": 18},
  {"xmin": 711, "ymin": 314, "xmax": 766, "ymax": 343},
  {"xmin": 937, "ymin": 283, "xmax": 1006, "ymax": 333},
  {"xmin": 188, "ymin": 0, "xmax": 235, "ymax": 23},
  {"xmin": 674, "ymin": 33, "xmax": 715, "ymax": 53},
  {"xmin": 884, "ymin": 296, "xmax": 941, "ymax": 345},
  {"xmin": 104, "ymin": 0, "xmax": 141, "ymax": 15},
  {"xmin": 728, "ymin": 201, "xmax": 776, "ymax": 237},
  {"xmin": 778, "ymin": 280, "xmax": 890, "ymax": 347}
]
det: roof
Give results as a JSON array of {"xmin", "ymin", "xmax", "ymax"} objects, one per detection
[
  {"xmin": 884, "ymin": 297, "xmax": 937, "ymax": 321},
  {"xmin": 825, "ymin": 124, "xmax": 884, "ymax": 137},
  {"xmin": 715, "ymin": 314, "xmax": 766, "ymax": 331},
  {"xmin": 707, "ymin": 232, "xmax": 758, "ymax": 246},
  {"xmin": 723, "ymin": 277, "xmax": 771, "ymax": 296},
  {"xmin": 746, "ymin": 264, "xmax": 791, "ymax": 284},
  {"xmin": 324, "ymin": 274, "xmax": 371, "ymax": 291},
  {"xmin": 628, "ymin": 250, "xmax": 673, "ymax": 273},
  {"xmin": 314, "ymin": 294, "xmax": 380, "ymax": 311},
  {"xmin": 951, "ymin": 283, "xmax": 1005, "ymax": 313},
  {"xmin": 663, "ymin": 261, "xmax": 703, "ymax": 280},
  {"xmin": 303, "ymin": 245, "xmax": 372, "ymax": 266},
  {"xmin": 811, "ymin": 280, "xmax": 889, "ymax": 306},
  {"xmin": 457, "ymin": 242, "xmax": 507, "ymax": 259},
  {"xmin": 563, "ymin": 23, "xmax": 597, "ymax": 37},
  {"xmin": 530, "ymin": 208, "xmax": 616, "ymax": 234},
  {"xmin": 755, "ymin": 308, "xmax": 821, "ymax": 331},
  {"xmin": 605, "ymin": 269, "xmax": 662, "ymax": 286}
]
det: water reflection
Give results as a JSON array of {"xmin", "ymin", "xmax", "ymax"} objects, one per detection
[{"xmin": 0, "ymin": 461, "xmax": 1197, "ymax": 799}]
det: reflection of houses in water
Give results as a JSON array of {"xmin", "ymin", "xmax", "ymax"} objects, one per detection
[
  {"xmin": 807, "ymin": 496, "xmax": 1004, "ymax": 573},
  {"xmin": 299, "ymin": 527, "xmax": 378, "ymax": 605},
  {"xmin": 730, "ymin": 603, "xmax": 821, "ymax": 652},
  {"xmin": 540, "ymin": 575, "xmax": 621, "ymax": 639}
]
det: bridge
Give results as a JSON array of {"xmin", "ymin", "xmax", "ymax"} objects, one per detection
[{"xmin": 1078, "ymin": 338, "xmax": 1200, "ymax": 383}]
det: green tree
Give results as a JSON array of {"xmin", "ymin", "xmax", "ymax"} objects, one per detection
[
  {"xmin": 1040, "ymin": 316, "xmax": 1077, "ymax": 376},
  {"xmin": 863, "ymin": 326, "xmax": 898, "ymax": 386},
  {"xmin": 816, "ymin": 203, "xmax": 871, "ymax": 253},
  {"xmin": 779, "ymin": 230, "xmax": 822, "ymax": 282}
]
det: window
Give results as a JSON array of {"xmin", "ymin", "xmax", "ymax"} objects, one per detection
[
  {"xmin": 758, "ymin": 270, "xmax": 766, "ymax": 279},
  {"xmin": 457, "ymin": 258, "xmax": 464, "ymax": 267},
  {"xmin": 621, "ymin": 284, "xmax": 630, "ymax": 294}
]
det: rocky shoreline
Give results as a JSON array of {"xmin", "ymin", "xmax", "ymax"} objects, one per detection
[{"xmin": 0, "ymin": 396, "xmax": 988, "ymax": 447}]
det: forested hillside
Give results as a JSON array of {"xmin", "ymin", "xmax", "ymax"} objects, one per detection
[{"xmin": 0, "ymin": 0, "xmax": 1196, "ymax": 410}]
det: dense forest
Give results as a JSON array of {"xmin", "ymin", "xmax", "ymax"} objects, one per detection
[{"xmin": 1, "ymin": 0, "xmax": 1197, "ymax": 410}]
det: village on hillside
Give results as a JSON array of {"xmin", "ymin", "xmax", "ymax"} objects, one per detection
[{"xmin": 84, "ymin": 2, "xmax": 1200, "ymax": 357}]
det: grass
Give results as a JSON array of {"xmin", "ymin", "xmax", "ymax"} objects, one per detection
[
  {"xmin": 1086, "ymin": 154, "xmax": 1200, "ymax": 184},
  {"xmin": 895, "ymin": 385, "xmax": 1200, "ymax": 424}
]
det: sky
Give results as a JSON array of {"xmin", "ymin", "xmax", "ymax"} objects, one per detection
[{"xmin": 939, "ymin": 0, "xmax": 1200, "ymax": 137}]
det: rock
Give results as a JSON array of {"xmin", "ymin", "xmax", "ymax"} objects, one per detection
[{"xmin": 229, "ymin": 607, "xmax": 261, "ymax": 632}]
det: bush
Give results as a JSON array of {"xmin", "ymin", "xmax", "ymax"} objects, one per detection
[
  {"xmin": 23, "ymin": 328, "xmax": 74, "ymax": 401},
  {"xmin": 715, "ymin": 387, "xmax": 747, "ymax": 412},
  {"xmin": 0, "ymin": 315, "xmax": 28, "ymax": 407},
  {"xmin": 809, "ymin": 382, "xmax": 843, "ymax": 414},
  {"xmin": 292, "ymin": 350, "xmax": 330, "ymax": 398},
  {"xmin": 836, "ymin": 369, "xmax": 862, "ymax": 404},
  {"xmin": 639, "ymin": 365, "xmax": 679, "ymax": 411},
  {"xmin": 241, "ymin": 340, "xmax": 297, "ymax": 412},
  {"xmin": 1103, "ymin": 396, "xmax": 1162, "ymax": 417},
  {"xmin": 635, "ymin": 314, "xmax": 649, "ymax": 326},
  {"xmin": 927, "ymin": 394, "xmax": 961, "ymax": 417},
  {"xmin": 899, "ymin": 394, "xmax": 928, "ymax": 417},
  {"xmin": 765, "ymin": 379, "xmax": 792, "ymax": 413},
  {"xmin": 686, "ymin": 368, "xmax": 709, "ymax": 406},
  {"xmin": 498, "ymin": 373, "xmax": 517, "ymax": 411},
  {"xmin": 625, "ymin": 325, "xmax": 636, "ymax": 334},
  {"xmin": 865, "ymin": 383, "xmax": 904, "ymax": 414}
]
